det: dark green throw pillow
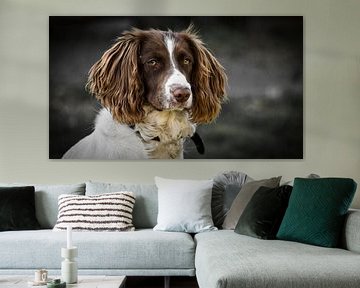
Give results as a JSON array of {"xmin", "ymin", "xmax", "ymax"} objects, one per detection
[
  {"xmin": 276, "ymin": 178, "xmax": 357, "ymax": 247},
  {"xmin": 234, "ymin": 185, "xmax": 292, "ymax": 239},
  {"xmin": 0, "ymin": 186, "xmax": 41, "ymax": 231}
]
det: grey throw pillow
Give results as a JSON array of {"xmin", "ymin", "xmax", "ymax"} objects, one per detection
[
  {"xmin": 283, "ymin": 173, "xmax": 320, "ymax": 186},
  {"xmin": 212, "ymin": 171, "xmax": 252, "ymax": 228},
  {"xmin": 222, "ymin": 176, "xmax": 281, "ymax": 230}
]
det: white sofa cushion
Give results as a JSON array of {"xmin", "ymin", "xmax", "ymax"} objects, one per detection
[{"xmin": 154, "ymin": 177, "xmax": 216, "ymax": 233}]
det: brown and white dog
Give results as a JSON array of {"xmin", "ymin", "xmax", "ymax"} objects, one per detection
[{"xmin": 62, "ymin": 26, "xmax": 226, "ymax": 159}]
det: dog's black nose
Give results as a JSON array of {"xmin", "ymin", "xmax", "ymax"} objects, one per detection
[{"xmin": 172, "ymin": 86, "xmax": 191, "ymax": 103}]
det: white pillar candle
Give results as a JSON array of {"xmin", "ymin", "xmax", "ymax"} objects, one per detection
[{"xmin": 67, "ymin": 225, "xmax": 72, "ymax": 249}]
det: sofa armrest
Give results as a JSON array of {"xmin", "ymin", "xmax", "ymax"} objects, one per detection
[{"xmin": 342, "ymin": 209, "xmax": 360, "ymax": 253}]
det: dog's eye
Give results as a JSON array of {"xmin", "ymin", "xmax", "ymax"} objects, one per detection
[
  {"xmin": 183, "ymin": 58, "xmax": 191, "ymax": 65},
  {"xmin": 147, "ymin": 59, "xmax": 158, "ymax": 66}
]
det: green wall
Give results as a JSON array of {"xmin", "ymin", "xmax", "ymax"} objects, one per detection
[{"xmin": 0, "ymin": 0, "xmax": 359, "ymax": 208}]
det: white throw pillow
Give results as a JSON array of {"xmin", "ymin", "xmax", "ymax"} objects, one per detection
[{"xmin": 153, "ymin": 177, "xmax": 217, "ymax": 233}]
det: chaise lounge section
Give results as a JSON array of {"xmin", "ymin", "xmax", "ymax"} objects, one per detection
[{"xmin": 195, "ymin": 212, "xmax": 360, "ymax": 288}]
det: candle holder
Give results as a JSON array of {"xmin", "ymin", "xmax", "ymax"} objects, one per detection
[{"xmin": 61, "ymin": 247, "xmax": 78, "ymax": 284}]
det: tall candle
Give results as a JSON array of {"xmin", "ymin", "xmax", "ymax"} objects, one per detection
[{"xmin": 67, "ymin": 225, "xmax": 72, "ymax": 248}]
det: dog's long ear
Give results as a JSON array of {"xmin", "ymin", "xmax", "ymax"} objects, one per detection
[
  {"xmin": 183, "ymin": 26, "xmax": 227, "ymax": 124},
  {"xmin": 87, "ymin": 30, "xmax": 144, "ymax": 124}
]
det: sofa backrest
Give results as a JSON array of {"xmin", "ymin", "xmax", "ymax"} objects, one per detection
[
  {"xmin": 341, "ymin": 209, "xmax": 360, "ymax": 253},
  {"xmin": 0, "ymin": 182, "xmax": 86, "ymax": 229},
  {"xmin": 86, "ymin": 181, "xmax": 158, "ymax": 229}
]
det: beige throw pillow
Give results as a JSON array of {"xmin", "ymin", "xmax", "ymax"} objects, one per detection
[{"xmin": 222, "ymin": 176, "xmax": 281, "ymax": 230}]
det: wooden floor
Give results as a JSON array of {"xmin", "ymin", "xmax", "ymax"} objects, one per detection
[{"xmin": 126, "ymin": 276, "xmax": 199, "ymax": 288}]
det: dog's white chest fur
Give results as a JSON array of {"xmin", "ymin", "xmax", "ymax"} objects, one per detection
[
  {"xmin": 62, "ymin": 108, "xmax": 195, "ymax": 159},
  {"xmin": 135, "ymin": 108, "xmax": 195, "ymax": 159}
]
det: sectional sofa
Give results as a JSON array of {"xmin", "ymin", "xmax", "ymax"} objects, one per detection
[{"xmin": 0, "ymin": 178, "xmax": 359, "ymax": 288}]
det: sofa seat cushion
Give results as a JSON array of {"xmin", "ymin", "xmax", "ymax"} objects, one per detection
[
  {"xmin": 195, "ymin": 230, "xmax": 360, "ymax": 288},
  {"xmin": 0, "ymin": 229, "xmax": 195, "ymax": 271}
]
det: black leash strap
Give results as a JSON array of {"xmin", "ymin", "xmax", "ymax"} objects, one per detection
[{"xmin": 191, "ymin": 132, "xmax": 205, "ymax": 155}]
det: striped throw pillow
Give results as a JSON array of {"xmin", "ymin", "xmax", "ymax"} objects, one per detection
[{"xmin": 53, "ymin": 192, "xmax": 136, "ymax": 231}]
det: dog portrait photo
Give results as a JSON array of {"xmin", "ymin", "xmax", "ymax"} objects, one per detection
[{"xmin": 49, "ymin": 16, "xmax": 303, "ymax": 160}]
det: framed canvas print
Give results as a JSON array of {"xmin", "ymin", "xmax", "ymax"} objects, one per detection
[{"xmin": 49, "ymin": 16, "xmax": 303, "ymax": 160}]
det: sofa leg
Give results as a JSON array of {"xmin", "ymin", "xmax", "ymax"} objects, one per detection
[{"xmin": 164, "ymin": 276, "xmax": 170, "ymax": 288}]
